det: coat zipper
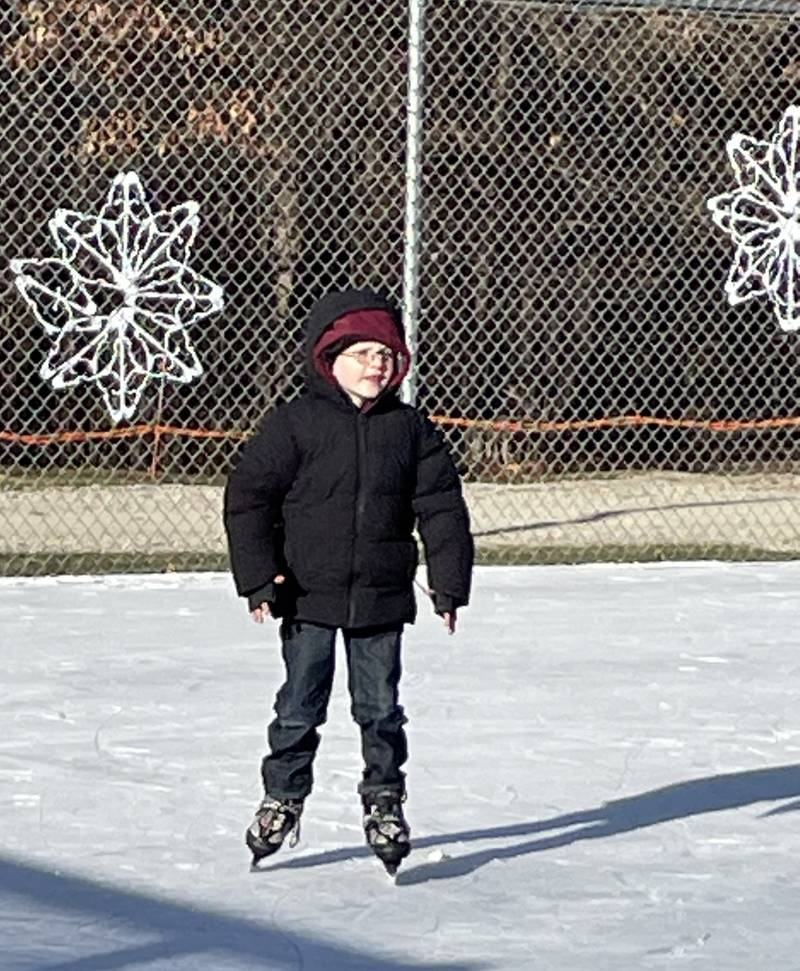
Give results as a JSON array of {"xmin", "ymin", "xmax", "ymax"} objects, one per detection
[{"xmin": 346, "ymin": 412, "xmax": 368, "ymax": 627}]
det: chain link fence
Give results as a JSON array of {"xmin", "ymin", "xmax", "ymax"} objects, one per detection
[{"xmin": 1, "ymin": 0, "xmax": 799, "ymax": 575}]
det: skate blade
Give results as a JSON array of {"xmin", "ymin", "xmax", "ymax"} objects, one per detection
[
  {"xmin": 249, "ymin": 846, "xmax": 280, "ymax": 870},
  {"xmin": 384, "ymin": 866, "xmax": 398, "ymax": 885},
  {"xmin": 382, "ymin": 860, "xmax": 401, "ymax": 881},
  {"xmin": 246, "ymin": 830, "xmax": 285, "ymax": 870}
]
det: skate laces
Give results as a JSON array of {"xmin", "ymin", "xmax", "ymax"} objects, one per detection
[
  {"xmin": 255, "ymin": 796, "xmax": 303, "ymax": 846},
  {"xmin": 364, "ymin": 792, "xmax": 408, "ymax": 843}
]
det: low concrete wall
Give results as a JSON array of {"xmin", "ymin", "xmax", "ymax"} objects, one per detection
[{"xmin": 2, "ymin": 471, "xmax": 799, "ymax": 556}]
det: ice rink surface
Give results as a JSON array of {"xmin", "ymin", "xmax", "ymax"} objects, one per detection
[{"xmin": 1, "ymin": 562, "xmax": 799, "ymax": 970}]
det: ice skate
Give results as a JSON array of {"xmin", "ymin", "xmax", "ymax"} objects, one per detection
[
  {"xmin": 362, "ymin": 790, "xmax": 411, "ymax": 876},
  {"xmin": 246, "ymin": 795, "xmax": 304, "ymax": 868}
]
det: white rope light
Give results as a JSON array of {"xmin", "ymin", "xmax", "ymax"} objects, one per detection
[
  {"xmin": 10, "ymin": 172, "xmax": 224, "ymax": 423},
  {"xmin": 708, "ymin": 105, "xmax": 800, "ymax": 334}
]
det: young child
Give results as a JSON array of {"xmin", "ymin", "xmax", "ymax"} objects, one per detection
[{"xmin": 224, "ymin": 287, "xmax": 473, "ymax": 873}]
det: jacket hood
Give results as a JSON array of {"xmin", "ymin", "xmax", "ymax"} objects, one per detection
[{"xmin": 303, "ymin": 288, "xmax": 410, "ymax": 408}]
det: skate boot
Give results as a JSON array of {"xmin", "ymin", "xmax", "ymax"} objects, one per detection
[
  {"xmin": 362, "ymin": 789, "xmax": 411, "ymax": 876},
  {"xmin": 246, "ymin": 794, "xmax": 304, "ymax": 868}
]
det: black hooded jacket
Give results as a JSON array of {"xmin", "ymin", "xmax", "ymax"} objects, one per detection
[{"xmin": 224, "ymin": 288, "xmax": 474, "ymax": 630}]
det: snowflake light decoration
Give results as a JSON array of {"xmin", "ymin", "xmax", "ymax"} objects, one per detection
[
  {"xmin": 10, "ymin": 172, "xmax": 224, "ymax": 422},
  {"xmin": 707, "ymin": 105, "xmax": 800, "ymax": 333}
]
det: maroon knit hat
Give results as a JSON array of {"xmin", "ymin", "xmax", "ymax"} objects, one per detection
[{"xmin": 313, "ymin": 308, "xmax": 411, "ymax": 391}]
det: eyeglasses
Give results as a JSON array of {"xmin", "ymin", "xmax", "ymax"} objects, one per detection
[{"xmin": 338, "ymin": 348, "xmax": 395, "ymax": 367}]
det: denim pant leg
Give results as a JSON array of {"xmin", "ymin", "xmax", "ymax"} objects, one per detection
[
  {"xmin": 262, "ymin": 620, "xmax": 337, "ymax": 800},
  {"xmin": 344, "ymin": 624, "xmax": 408, "ymax": 798}
]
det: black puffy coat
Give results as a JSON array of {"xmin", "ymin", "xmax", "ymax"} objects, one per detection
[{"xmin": 224, "ymin": 288, "xmax": 473, "ymax": 629}]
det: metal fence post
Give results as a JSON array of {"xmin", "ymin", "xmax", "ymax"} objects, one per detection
[{"xmin": 401, "ymin": 0, "xmax": 426, "ymax": 405}]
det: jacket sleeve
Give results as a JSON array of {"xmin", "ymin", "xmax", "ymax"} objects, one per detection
[
  {"xmin": 412, "ymin": 415, "xmax": 474, "ymax": 610},
  {"xmin": 223, "ymin": 407, "xmax": 300, "ymax": 598}
]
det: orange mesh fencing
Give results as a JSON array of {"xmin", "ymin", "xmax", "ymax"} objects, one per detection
[{"xmin": 2, "ymin": 414, "xmax": 800, "ymax": 449}]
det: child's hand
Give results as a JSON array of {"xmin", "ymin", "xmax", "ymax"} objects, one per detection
[
  {"xmin": 249, "ymin": 575, "xmax": 285, "ymax": 623},
  {"xmin": 428, "ymin": 590, "xmax": 458, "ymax": 635},
  {"xmin": 251, "ymin": 603, "xmax": 270, "ymax": 623}
]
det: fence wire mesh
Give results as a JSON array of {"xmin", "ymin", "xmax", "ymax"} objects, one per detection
[{"xmin": 1, "ymin": 0, "xmax": 799, "ymax": 575}]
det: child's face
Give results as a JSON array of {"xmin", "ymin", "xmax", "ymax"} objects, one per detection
[{"xmin": 332, "ymin": 340, "xmax": 395, "ymax": 406}]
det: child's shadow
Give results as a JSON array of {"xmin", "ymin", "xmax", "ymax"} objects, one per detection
[
  {"xmin": 264, "ymin": 763, "xmax": 800, "ymax": 885},
  {"xmin": 398, "ymin": 763, "xmax": 800, "ymax": 886}
]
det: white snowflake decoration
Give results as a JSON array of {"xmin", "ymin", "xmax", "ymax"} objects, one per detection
[
  {"xmin": 10, "ymin": 171, "xmax": 224, "ymax": 422},
  {"xmin": 708, "ymin": 105, "xmax": 800, "ymax": 333}
]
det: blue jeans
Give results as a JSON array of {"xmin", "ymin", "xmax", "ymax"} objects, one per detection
[{"xmin": 262, "ymin": 619, "xmax": 408, "ymax": 801}]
